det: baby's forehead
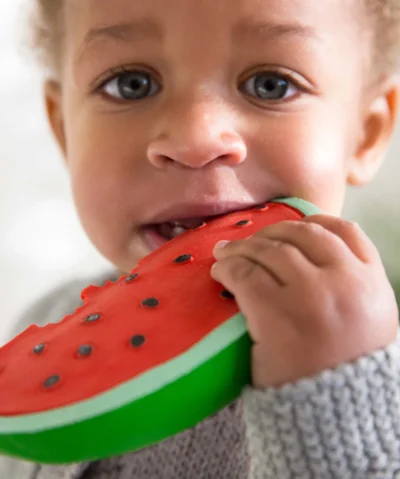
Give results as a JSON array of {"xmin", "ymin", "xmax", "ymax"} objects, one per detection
[
  {"xmin": 66, "ymin": 0, "xmax": 360, "ymax": 32},
  {"xmin": 65, "ymin": 0, "xmax": 363, "ymax": 57}
]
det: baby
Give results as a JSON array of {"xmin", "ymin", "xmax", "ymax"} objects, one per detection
[{"xmin": 2, "ymin": 0, "xmax": 400, "ymax": 478}]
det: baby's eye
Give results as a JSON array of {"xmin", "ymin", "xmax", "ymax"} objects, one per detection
[
  {"xmin": 102, "ymin": 71, "xmax": 161, "ymax": 101},
  {"xmin": 241, "ymin": 72, "xmax": 298, "ymax": 101}
]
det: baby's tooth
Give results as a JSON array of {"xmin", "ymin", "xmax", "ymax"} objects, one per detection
[{"xmin": 171, "ymin": 226, "xmax": 187, "ymax": 238}]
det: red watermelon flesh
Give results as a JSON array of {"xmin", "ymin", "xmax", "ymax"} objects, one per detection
[{"xmin": 0, "ymin": 202, "xmax": 305, "ymax": 416}]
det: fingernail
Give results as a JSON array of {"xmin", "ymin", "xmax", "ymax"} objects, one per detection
[{"xmin": 214, "ymin": 240, "xmax": 230, "ymax": 250}]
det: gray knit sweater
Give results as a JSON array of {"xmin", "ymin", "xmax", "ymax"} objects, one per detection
[{"xmin": 1, "ymin": 271, "xmax": 400, "ymax": 479}]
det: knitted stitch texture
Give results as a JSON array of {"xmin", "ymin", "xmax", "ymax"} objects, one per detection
[
  {"xmin": 243, "ymin": 337, "xmax": 400, "ymax": 479},
  {"xmin": 77, "ymin": 401, "xmax": 248, "ymax": 479}
]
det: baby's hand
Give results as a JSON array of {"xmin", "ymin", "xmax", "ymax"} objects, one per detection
[{"xmin": 211, "ymin": 215, "xmax": 399, "ymax": 389}]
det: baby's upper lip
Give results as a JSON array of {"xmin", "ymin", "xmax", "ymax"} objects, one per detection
[{"xmin": 146, "ymin": 201, "xmax": 262, "ymax": 225}]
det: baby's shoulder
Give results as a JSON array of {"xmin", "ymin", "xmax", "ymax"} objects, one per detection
[{"xmin": 0, "ymin": 456, "xmax": 39, "ymax": 479}]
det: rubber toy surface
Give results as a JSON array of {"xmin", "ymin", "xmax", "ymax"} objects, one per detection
[{"xmin": 0, "ymin": 198, "xmax": 320, "ymax": 464}]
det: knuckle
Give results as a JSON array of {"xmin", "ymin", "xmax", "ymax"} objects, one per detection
[
  {"xmin": 338, "ymin": 219, "xmax": 363, "ymax": 238},
  {"xmin": 289, "ymin": 218, "xmax": 326, "ymax": 237},
  {"xmin": 255, "ymin": 221, "xmax": 290, "ymax": 237},
  {"xmin": 253, "ymin": 227, "xmax": 272, "ymax": 239},
  {"xmin": 252, "ymin": 236, "xmax": 291, "ymax": 258},
  {"xmin": 223, "ymin": 256, "xmax": 257, "ymax": 284},
  {"xmin": 342, "ymin": 219, "xmax": 361, "ymax": 232},
  {"xmin": 302, "ymin": 221, "xmax": 325, "ymax": 236},
  {"xmin": 249, "ymin": 237, "xmax": 271, "ymax": 255},
  {"xmin": 274, "ymin": 241, "xmax": 296, "ymax": 257}
]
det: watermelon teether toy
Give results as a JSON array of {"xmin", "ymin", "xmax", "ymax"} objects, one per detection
[{"xmin": 0, "ymin": 198, "xmax": 319, "ymax": 464}]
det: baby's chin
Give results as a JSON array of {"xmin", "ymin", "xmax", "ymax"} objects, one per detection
[{"xmin": 115, "ymin": 234, "xmax": 155, "ymax": 275}]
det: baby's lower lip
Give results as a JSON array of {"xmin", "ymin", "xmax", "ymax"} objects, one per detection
[{"xmin": 141, "ymin": 226, "xmax": 169, "ymax": 252}]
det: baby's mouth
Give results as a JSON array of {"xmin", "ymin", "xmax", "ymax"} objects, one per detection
[
  {"xmin": 142, "ymin": 218, "xmax": 207, "ymax": 251},
  {"xmin": 141, "ymin": 200, "xmax": 270, "ymax": 251},
  {"xmin": 157, "ymin": 218, "xmax": 206, "ymax": 240}
]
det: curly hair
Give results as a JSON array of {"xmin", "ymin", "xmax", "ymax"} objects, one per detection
[{"xmin": 30, "ymin": 0, "xmax": 400, "ymax": 80}]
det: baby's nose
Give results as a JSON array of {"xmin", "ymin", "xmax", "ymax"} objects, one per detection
[{"xmin": 146, "ymin": 101, "xmax": 247, "ymax": 169}]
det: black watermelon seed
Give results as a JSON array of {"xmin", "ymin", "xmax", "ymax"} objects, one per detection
[
  {"xmin": 126, "ymin": 273, "xmax": 139, "ymax": 283},
  {"xmin": 33, "ymin": 344, "xmax": 45, "ymax": 355},
  {"xmin": 131, "ymin": 335, "xmax": 146, "ymax": 348},
  {"xmin": 236, "ymin": 220, "xmax": 251, "ymax": 227},
  {"xmin": 174, "ymin": 254, "xmax": 193, "ymax": 264},
  {"xmin": 221, "ymin": 290, "xmax": 235, "ymax": 300},
  {"xmin": 77, "ymin": 345, "xmax": 93, "ymax": 358},
  {"xmin": 84, "ymin": 314, "xmax": 101, "ymax": 323},
  {"xmin": 43, "ymin": 375, "xmax": 60, "ymax": 389},
  {"xmin": 142, "ymin": 298, "xmax": 159, "ymax": 308}
]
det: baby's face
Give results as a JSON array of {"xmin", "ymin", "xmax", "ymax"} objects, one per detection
[{"xmin": 50, "ymin": 0, "xmax": 387, "ymax": 273}]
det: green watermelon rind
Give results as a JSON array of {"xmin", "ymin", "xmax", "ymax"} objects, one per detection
[
  {"xmin": 0, "ymin": 313, "xmax": 248, "ymax": 435},
  {"xmin": 0, "ymin": 197, "xmax": 319, "ymax": 464},
  {"xmin": 0, "ymin": 313, "xmax": 251, "ymax": 463},
  {"xmin": 272, "ymin": 197, "xmax": 322, "ymax": 216}
]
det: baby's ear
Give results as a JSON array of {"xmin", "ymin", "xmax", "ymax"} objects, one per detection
[
  {"xmin": 347, "ymin": 76, "xmax": 400, "ymax": 186},
  {"xmin": 44, "ymin": 80, "xmax": 67, "ymax": 159}
]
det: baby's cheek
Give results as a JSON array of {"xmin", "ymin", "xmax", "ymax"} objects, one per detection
[
  {"xmin": 276, "ymin": 114, "xmax": 351, "ymax": 214},
  {"xmin": 68, "ymin": 163, "xmax": 121, "ymax": 243},
  {"xmin": 264, "ymin": 143, "xmax": 346, "ymax": 215}
]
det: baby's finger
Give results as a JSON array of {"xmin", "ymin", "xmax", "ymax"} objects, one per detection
[
  {"xmin": 255, "ymin": 220, "xmax": 355, "ymax": 267},
  {"xmin": 213, "ymin": 236, "xmax": 314, "ymax": 286},
  {"xmin": 211, "ymin": 255, "xmax": 279, "ymax": 343},
  {"xmin": 301, "ymin": 215, "xmax": 379, "ymax": 264},
  {"xmin": 211, "ymin": 252, "xmax": 279, "ymax": 287}
]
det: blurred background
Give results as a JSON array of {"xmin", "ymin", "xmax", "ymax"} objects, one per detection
[{"xmin": 0, "ymin": 1, "xmax": 399, "ymax": 345}]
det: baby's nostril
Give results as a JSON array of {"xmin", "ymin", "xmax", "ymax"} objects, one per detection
[
  {"xmin": 160, "ymin": 155, "xmax": 173, "ymax": 164},
  {"xmin": 148, "ymin": 150, "xmax": 175, "ymax": 169}
]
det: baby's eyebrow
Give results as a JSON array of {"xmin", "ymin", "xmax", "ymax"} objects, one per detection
[
  {"xmin": 76, "ymin": 18, "xmax": 162, "ymax": 65},
  {"xmin": 82, "ymin": 18, "xmax": 163, "ymax": 48},
  {"xmin": 83, "ymin": 18, "xmax": 317, "ymax": 44},
  {"xmin": 77, "ymin": 17, "xmax": 319, "ymax": 64},
  {"xmin": 233, "ymin": 20, "xmax": 320, "ymax": 43}
]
